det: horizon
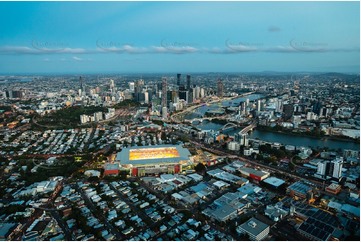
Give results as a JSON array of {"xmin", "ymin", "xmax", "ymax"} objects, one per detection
[
  {"xmin": 0, "ymin": 70, "xmax": 360, "ymax": 77},
  {"xmin": 0, "ymin": 1, "xmax": 359, "ymax": 74}
]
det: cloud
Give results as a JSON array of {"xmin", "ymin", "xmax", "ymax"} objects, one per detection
[
  {"xmin": 268, "ymin": 26, "xmax": 281, "ymax": 32},
  {"xmin": 0, "ymin": 43, "xmax": 358, "ymax": 56},
  {"xmin": 0, "ymin": 46, "xmax": 39, "ymax": 54},
  {"xmin": 225, "ymin": 44, "xmax": 258, "ymax": 53},
  {"xmin": 72, "ymin": 56, "xmax": 83, "ymax": 61},
  {"xmin": 99, "ymin": 45, "xmax": 148, "ymax": 54},
  {"xmin": 152, "ymin": 45, "xmax": 198, "ymax": 54},
  {"xmin": 0, "ymin": 45, "xmax": 92, "ymax": 55}
]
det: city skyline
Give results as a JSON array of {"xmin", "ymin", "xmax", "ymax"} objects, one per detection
[{"xmin": 0, "ymin": 1, "xmax": 359, "ymax": 74}]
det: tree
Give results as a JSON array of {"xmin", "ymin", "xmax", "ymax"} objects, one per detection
[
  {"xmin": 239, "ymin": 233, "xmax": 250, "ymax": 241},
  {"xmin": 194, "ymin": 163, "xmax": 206, "ymax": 174},
  {"xmin": 289, "ymin": 162, "xmax": 295, "ymax": 171}
]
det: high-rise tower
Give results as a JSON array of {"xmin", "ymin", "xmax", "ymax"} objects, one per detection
[
  {"xmin": 177, "ymin": 73, "xmax": 181, "ymax": 86},
  {"xmin": 80, "ymin": 76, "xmax": 84, "ymax": 91},
  {"xmin": 186, "ymin": 75, "xmax": 191, "ymax": 90},
  {"xmin": 217, "ymin": 79, "xmax": 224, "ymax": 98},
  {"xmin": 162, "ymin": 77, "xmax": 167, "ymax": 107}
]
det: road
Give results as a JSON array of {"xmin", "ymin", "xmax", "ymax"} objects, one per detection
[
  {"xmin": 189, "ymin": 140, "xmax": 326, "ymax": 189},
  {"xmin": 76, "ymin": 185, "xmax": 123, "ymax": 240},
  {"xmin": 50, "ymin": 210, "xmax": 73, "ymax": 240}
]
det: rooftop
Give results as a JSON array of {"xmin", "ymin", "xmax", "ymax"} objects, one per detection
[
  {"xmin": 0, "ymin": 223, "xmax": 18, "ymax": 238},
  {"xmin": 116, "ymin": 145, "xmax": 191, "ymax": 165},
  {"xmin": 263, "ymin": 177, "xmax": 285, "ymax": 187},
  {"xmin": 237, "ymin": 218, "xmax": 269, "ymax": 236},
  {"xmin": 240, "ymin": 167, "xmax": 270, "ymax": 178},
  {"xmin": 287, "ymin": 181, "xmax": 311, "ymax": 195},
  {"xmin": 104, "ymin": 163, "xmax": 119, "ymax": 171}
]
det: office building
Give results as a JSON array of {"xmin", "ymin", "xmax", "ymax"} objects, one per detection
[
  {"xmin": 257, "ymin": 99, "xmax": 262, "ymax": 112},
  {"xmin": 162, "ymin": 78, "xmax": 167, "ymax": 107},
  {"xmin": 217, "ymin": 79, "xmax": 224, "ymax": 98},
  {"xmin": 186, "ymin": 75, "xmax": 191, "ymax": 90},
  {"xmin": 331, "ymin": 158, "xmax": 343, "ymax": 179},
  {"xmin": 177, "ymin": 73, "xmax": 181, "ymax": 86},
  {"xmin": 316, "ymin": 158, "xmax": 343, "ymax": 179},
  {"xmin": 236, "ymin": 218, "xmax": 270, "ymax": 241},
  {"xmin": 162, "ymin": 106, "xmax": 168, "ymax": 120},
  {"xmin": 129, "ymin": 82, "xmax": 135, "ymax": 92},
  {"xmin": 283, "ymin": 104, "xmax": 294, "ymax": 120}
]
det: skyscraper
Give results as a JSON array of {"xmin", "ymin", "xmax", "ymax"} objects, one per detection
[
  {"xmin": 283, "ymin": 104, "xmax": 294, "ymax": 120},
  {"xmin": 162, "ymin": 77, "xmax": 167, "ymax": 107},
  {"xmin": 257, "ymin": 99, "xmax": 262, "ymax": 112},
  {"xmin": 316, "ymin": 158, "xmax": 343, "ymax": 179},
  {"xmin": 79, "ymin": 76, "xmax": 85, "ymax": 95},
  {"xmin": 129, "ymin": 82, "xmax": 135, "ymax": 92},
  {"xmin": 186, "ymin": 75, "xmax": 191, "ymax": 90},
  {"xmin": 177, "ymin": 73, "xmax": 181, "ymax": 86},
  {"xmin": 110, "ymin": 79, "xmax": 115, "ymax": 90},
  {"xmin": 217, "ymin": 79, "xmax": 224, "ymax": 98},
  {"xmin": 134, "ymin": 79, "xmax": 144, "ymax": 102},
  {"xmin": 80, "ymin": 76, "xmax": 83, "ymax": 91},
  {"xmin": 332, "ymin": 158, "xmax": 343, "ymax": 179}
]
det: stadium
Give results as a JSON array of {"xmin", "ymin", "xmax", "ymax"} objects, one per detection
[{"xmin": 115, "ymin": 145, "xmax": 192, "ymax": 176}]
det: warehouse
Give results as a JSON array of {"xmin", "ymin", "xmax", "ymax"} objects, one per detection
[
  {"xmin": 262, "ymin": 177, "xmax": 286, "ymax": 190},
  {"xmin": 239, "ymin": 167, "xmax": 270, "ymax": 181}
]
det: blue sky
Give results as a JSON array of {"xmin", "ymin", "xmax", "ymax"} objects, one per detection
[{"xmin": 0, "ymin": 1, "xmax": 359, "ymax": 74}]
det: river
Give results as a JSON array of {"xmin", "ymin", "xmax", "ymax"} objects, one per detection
[
  {"xmin": 195, "ymin": 121, "xmax": 360, "ymax": 151},
  {"xmin": 184, "ymin": 93, "xmax": 264, "ymax": 120}
]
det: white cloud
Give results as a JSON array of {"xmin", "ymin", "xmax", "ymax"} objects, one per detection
[
  {"xmin": 0, "ymin": 43, "xmax": 358, "ymax": 56},
  {"xmin": 72, "ymin": 56, "xmax": 83, "ymax": 61},
  {"xmin": 152, "ymin": 45, "xmax": 198, "ymax": 54}
]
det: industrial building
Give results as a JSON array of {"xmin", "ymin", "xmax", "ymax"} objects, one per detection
[
  {"xmin": 262, "ymin": 177, "xmax": 286, "ymax": 189},
  {"xmin": 286, "ymin": 181, "xmax": 312, "ymax": 200},
  {"xmin": 239, "ymin": 167, "xmax": 270, "ymax": 181},
  {"xmin": 103, "ymin": 163, "xmax": 120, "ymax": 176}
]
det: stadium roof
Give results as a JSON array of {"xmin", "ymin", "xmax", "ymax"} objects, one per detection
[{"xmin": 116, "ymin": 145, "xmax": 191, "ymax": 165}]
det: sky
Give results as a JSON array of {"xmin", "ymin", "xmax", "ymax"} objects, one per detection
[{"xmin": 0, "ymin": 1, "xmax": 359, "ymax": 74}]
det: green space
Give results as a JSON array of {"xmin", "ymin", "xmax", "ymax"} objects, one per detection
[
  {"xmin": 111, "ymin": 99, "xmax": 140, "ymax": 109},
  {"xmin": 19, "ymin": 157, "xmax": 86, "ymax": 185},
  {"xmin": 35, "ymin": 106, "xmax": 107, "ymax": 128}
]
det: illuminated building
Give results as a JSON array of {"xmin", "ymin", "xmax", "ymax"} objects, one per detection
[{"xmin": 116, "ymin": 145, "xmax": 192, "ymax": 177}]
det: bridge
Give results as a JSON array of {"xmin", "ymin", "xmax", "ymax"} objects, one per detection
[
  {"xmin": 170, "ymin": 91, "xmax": 255, "ymax": 123},
  {"xmin": 239, "ymin": 121, "xmax": 257, "ymax": 134},
  {"xmin": 186, "ymin": 115, "xmax": 230, "ymax": 124},
  {"xmin": 219, "ymin": 122, "xmax": 240, "ymax": 132}
]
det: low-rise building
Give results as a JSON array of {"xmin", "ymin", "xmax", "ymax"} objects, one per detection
[
  {"xmin": 286, "ymin": 181, "xmax": 312, "ymax": 199},
  {"xmin": 236, "ymin": 218, "xmax": 270, "ymax": 241},
  {"xmin": 104, "ymin": 163, "xmax": 119, "ymax": 176}
]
